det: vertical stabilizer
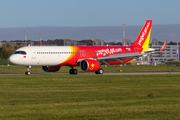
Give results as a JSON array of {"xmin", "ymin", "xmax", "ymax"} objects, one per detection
[{"xmin": 131, "ymin": 20, "xmax": 152, "ymax": 52}]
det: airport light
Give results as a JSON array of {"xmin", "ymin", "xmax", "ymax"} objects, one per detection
[
  {"xmin": 40, "ymin": 33, "xmax": 42, "ymax": 46},
  {"xmin": 177, "ymin": 38, "xmax": 179, "ymax": 61},
  {"xmin": 25, "ymin": 31, "xmax": 27, "ymax": 46},
  {"xmin": 122, "ymin": 24, "xmax": 126, "ymax": 46}
]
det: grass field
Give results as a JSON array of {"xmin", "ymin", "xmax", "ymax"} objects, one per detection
[
  {"xmin": 1, "ymin": 64, "xmax": 180, "ymax": 74},
  {"xmin": 1, "ymin": 58, "xmax": 180, "ymax": 74},
  {"xmin": 0, "ymin": 59, "xmax": 10, "ymax": 65},
  {"xmin": 0, "ymin": 75, "xmax": 180, "ymax": 119}
]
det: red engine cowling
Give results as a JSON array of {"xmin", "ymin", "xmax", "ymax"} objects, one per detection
[
  {"xmin": 42, "ymin": 66, "xmax": 61, "ymax": 72},
  {"xmin": 80, "ymin": 59, "xmax": 100, "ymax": 72}
]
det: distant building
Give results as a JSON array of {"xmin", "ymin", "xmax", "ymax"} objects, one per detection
[
  {"xmin": 124, "ymin": 39, "xmax": 131, "ymax": 46},
  {"xmin": 151, "ymin": 38, "xmax": 159, "ymax": 45},
  {"xmin": 1, "ymin": 41, "xmax": 24, "ymax": 46},
  {"xmin": 64, "ymin": 39, "xmax": 78, "ymax": 46},
  {"xmin": 49, "ymin": 39, "xmax": 86, "ymax": 46},
  {"xmin": 135, "ymin": 39, "xmax": 180, "ymax": 65},
  {"xmin": 150, "ymin": 44, "xmax": 179, "ymax": 63},
  {"xmin": 150, "ymin": 38, "xmax": 179, "ymax": 62},
  {"xmin": 93, "ymin": 38, "xmax": 104, "ymax": 46}
]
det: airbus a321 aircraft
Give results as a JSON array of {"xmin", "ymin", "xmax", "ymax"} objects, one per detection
[{"xmin": 8, "ymin": 20, "xmax": 167, "ymax": 75}]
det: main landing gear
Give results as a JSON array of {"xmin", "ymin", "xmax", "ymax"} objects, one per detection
[
  {"xmin": 25, "ymin": 66, "xmax": 31, "ymax": 75},
  {"xmin": 95, "ymin": 68, "xmax": 103, "ymax": 74},
  {"xmin": 68, "ymin": 67, "xmax": 103, "ymax": 75},
  {"xmin": 69, "ymin": 67, "xmax": 78, "ymax": 74}
]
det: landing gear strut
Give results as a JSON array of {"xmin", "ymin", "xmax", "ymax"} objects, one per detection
[
  {"xmin": 69, "ymin": 67, "xmax": 78, "ymax": 74},
  {"xmin": 95, "ymin": 68, "xmax": 103, "ymax": 74},
  {"xmin": 25, "ymin": 66, "xmax": 31, "ymax": 75}
]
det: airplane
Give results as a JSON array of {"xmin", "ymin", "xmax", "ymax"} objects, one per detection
[{"xmin": 8, "ymin": 20, "xmax": 167, "ymax": 75}]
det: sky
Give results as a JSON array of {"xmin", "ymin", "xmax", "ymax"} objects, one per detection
[{"xmin": 0, "ymin": 0, "xmax": 180, "ymax": 28}]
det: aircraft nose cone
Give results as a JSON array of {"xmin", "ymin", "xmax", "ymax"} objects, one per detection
[
  {"xmin": 8, "ymin": 56, "xmax": 13, "ymax": 64},
  {"xmin": 8, "ymin": 55, "xmax": 18, "ymax": 65}
]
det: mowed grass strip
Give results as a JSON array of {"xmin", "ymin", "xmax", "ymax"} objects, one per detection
[
  {"xmin": 1, "ymin": 64, "xmax": 180, "ymax": 74},
  {"xmin": 0, "ymin": 75, "xmax": 180, "ymax": 119}
]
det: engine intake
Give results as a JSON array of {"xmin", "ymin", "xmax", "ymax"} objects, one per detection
[
  {"xmin": 80, "ymin": 59, "xmax": 100, "ymax": 72},
  {"xmin": 42, "ymin": 66, "xmax": 61, "ymax": 72}
]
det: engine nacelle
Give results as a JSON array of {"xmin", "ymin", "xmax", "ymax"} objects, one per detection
[
  {"xmin": 42, "ymin": 66, "xmax": 61, "ymax": 72},
  {"xmin": 80, "ymin": 59, "xmax": 100, "ymax": 72}
]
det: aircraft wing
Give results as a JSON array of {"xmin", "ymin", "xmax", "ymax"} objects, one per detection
[
  {"xmin": 96, "ymin": 41, "xmax": 167, "ymax": 65},
  {"xmin": 76, "ymin": 52, "xmax": 147, "ymax": 65},
  {"xmin": 95, "ymin": 52, "xmax": 147, "ymax": 65}
]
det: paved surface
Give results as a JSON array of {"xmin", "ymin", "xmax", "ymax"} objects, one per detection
[{"xmin": 1, "ymin": 72, "xmax": 180, "ymax": 76}]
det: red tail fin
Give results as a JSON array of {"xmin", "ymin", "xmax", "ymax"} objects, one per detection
[{"xmin": 131, "ymin": 20, "xmax": 152, "ymax": 49}]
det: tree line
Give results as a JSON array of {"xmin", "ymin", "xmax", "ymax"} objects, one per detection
[
  {"xmin": 5, "ymin": 39, "xmax": 123, "ymax": 46},
  {"xmin": 0, "ymin": 43, "xmax": 23, "ymax": 59},
  {"xmin": 0, "ymin": 39, "xmax": 124, "ymax": 59}
]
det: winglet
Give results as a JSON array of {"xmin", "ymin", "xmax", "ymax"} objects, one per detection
[{"xmin": 160, "ymin": 41, "xmax": 167, "ymax": 51}]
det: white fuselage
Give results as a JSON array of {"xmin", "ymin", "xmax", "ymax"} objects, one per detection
[{"xmin": 8, "ymin": 46, "xmax": 71, "ymax": 66}]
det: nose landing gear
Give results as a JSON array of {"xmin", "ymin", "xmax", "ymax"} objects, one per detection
[{"xmin": 25, "ymin": 66, "xmax": 31, "ymax": 75}]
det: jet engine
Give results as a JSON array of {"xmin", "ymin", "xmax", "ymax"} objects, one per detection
[
  {"xmin": 80, "ymin": 59, "xmax": 100, "ymax": 72},
  {"xmin": 42, "ymin": 66, "xmax": 61, "ymax": 72}
]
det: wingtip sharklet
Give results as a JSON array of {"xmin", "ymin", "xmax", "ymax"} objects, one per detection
[{"xmin": 160, "ymin": 41, "xmax": 167, "ymax": 51}]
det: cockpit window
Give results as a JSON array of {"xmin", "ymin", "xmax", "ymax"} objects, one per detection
[{"xmin": 14, "ymin": 51, "xmax": 27, "ymax": 55}]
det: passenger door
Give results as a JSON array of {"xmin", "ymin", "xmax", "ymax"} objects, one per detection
[{"xmin": 30, "ymin": 48, "xmax": 36, "ymax": 59}]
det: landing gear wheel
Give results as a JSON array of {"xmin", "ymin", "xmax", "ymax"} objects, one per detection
[
  {"xmin": 95, "ymin": 68, "xmax": 103, "ymax": 74},
  {"xmin": 69, "ymin": 69, "xmax": 78, "ymax": 74},
  {"xmin": 99, "ymin": 68, "xmax": 103, "ymax": 74},
  {"xmin": 73, "ymin": 69, "xmax": 77, "ymax": 74},
  {"xmin": 25, "ymin": 71, "xmax": 30, "ymax": 75},
  {"xmin": 69, "ymin": 69, "xmax": 72, "ymax": 74},
  {"xmin": 25, "ymin": 66, "xmax": 31, "ymax": 75}
]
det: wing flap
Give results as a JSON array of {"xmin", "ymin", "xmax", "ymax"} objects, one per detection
[{"xmin": 76, "ymin": 52, "xmax": 147, "ymax": 65}]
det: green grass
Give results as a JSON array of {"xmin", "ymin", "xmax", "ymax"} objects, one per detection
[
  {"xmin": 1, "ymin": 59, "xmax": 180, "ymax": 74},
  {"xmin": 1, "ymin": 64, "xmax": 180, "ymax": 74},
  {"xmin": 0, "ymin": 59, "xmax": 10, "ymax": 65},
  {"xmin": 0, "ymin": 75, "xmax": 180, "ymax": 119}
]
